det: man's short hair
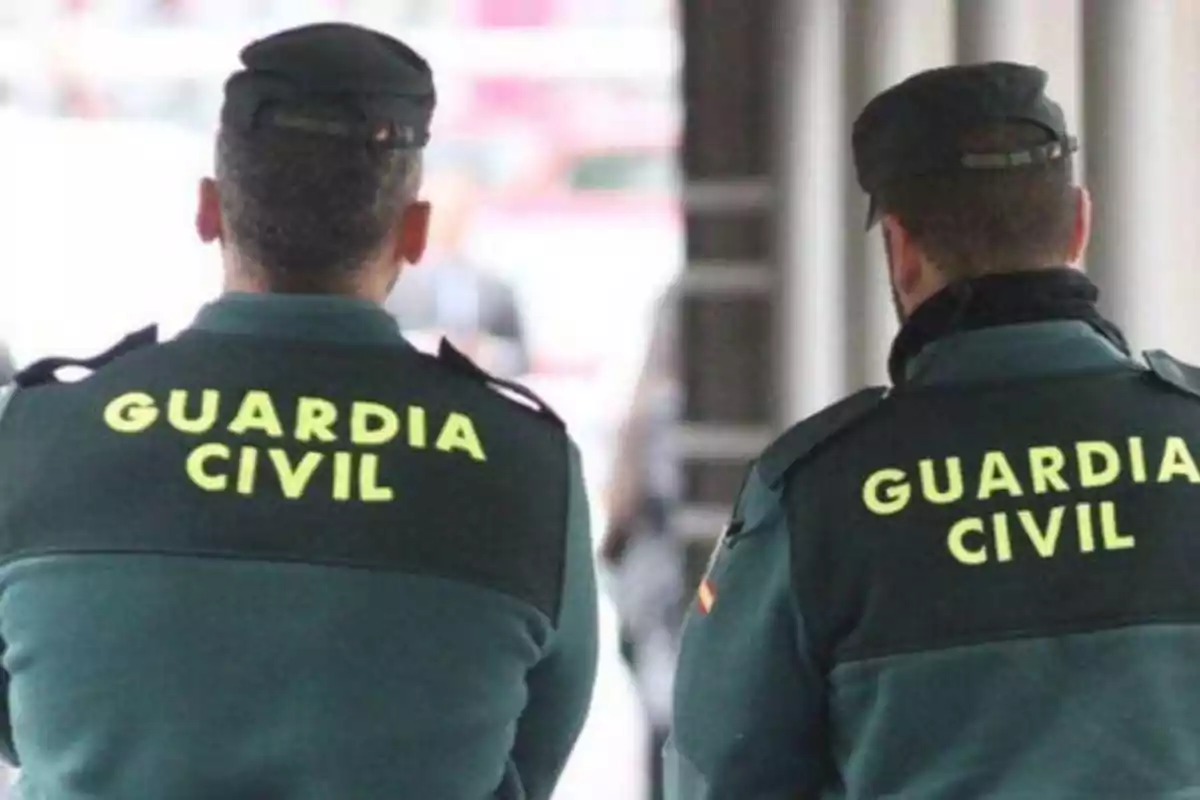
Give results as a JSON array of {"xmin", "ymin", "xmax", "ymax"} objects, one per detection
[
  {"xmin": 215, "ymin": 126, "xmax": 423, "ymax": 292},
  {"xmin": 875, "ymin": 122, "xmax": 1077, "ymax": 278}
]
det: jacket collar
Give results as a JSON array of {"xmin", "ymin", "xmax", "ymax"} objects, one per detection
[
  {"xmin": 905, "ymin": 320, "xmax": 1136, "ymax": 385},
  {"xmin": 190, "ymin": 292, "xmax": 407, "ymax": 346}
]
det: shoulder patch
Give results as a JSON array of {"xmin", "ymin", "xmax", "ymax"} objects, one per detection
[
  {"xmin": 1144, "ymin": 350, "xmax": 1200, "ymax": 401},
  {"xmin": 433, "ymin": 338, "xmax": 564, "ymax": 428},
  {"xmin": 13, "ymin": 325, "xmax": 158, "ymax": 388},
  {"xmin": 758, "ymin": 386, "xmax": 888, "ymax": 488}
]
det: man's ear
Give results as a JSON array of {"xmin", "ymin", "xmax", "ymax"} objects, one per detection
[
  {"xmin": 392, "ymin": 200, "xmax": 431, "ymax": 267},
  {"xmin": 196, "ymin": 178, "xmax": 223, "ymax": 245},
  {"xmin": 1066, "ymin": 186, "xmax": 1092, "ymax": 265},
  {"xmin": 881, "ymin": 214, "xmax": 922, "ymax": 295}
]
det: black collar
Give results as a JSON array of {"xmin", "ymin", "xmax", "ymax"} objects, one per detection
[{"xmin": 888, "ymin": 267, "xmax": 1129, "ymax": 386}]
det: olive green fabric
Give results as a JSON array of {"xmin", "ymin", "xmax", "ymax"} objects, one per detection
[
  {"xmin": 668, "ymin": 321, "xmax": 1200, "ymax": 799},
  {"xmin": 0, "ymin": 293, "xmax": 598, "ymax": 800}
]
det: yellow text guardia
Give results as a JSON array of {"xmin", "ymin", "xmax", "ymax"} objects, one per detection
[
  {"xmin": 104, "ymin": 390, "xmax": 487, "ymax": 502},
  {"xmin": 860, "ymin": 437, "xmax": 1200, "ymax": 566}
]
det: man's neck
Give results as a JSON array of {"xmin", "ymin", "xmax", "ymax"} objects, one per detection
[{"xmin": 221, "ymin": 260, "xmax": 389, "ymax": 305}]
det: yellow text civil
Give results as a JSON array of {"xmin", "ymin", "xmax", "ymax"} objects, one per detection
[
  {"xmin": 854, "ymin": 437, "xmax": 1200, "ymax": 566},
  {"xmin": 102, "ymin": 389, "xmax": 488, "ymax": 502}
]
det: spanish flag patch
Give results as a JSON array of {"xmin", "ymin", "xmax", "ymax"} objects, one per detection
[
  {"xmin": 697, "ymin": 578, "xmax": 716, "ymax": 614},
  {"xmin": 696, "ymin": 519, "xmax": 737, "ymax": 615}
]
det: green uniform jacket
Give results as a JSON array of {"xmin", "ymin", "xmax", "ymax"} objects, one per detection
[
  {"xmin": 667, "ymin": 320, "xmax": 1200, "ymax": 799},
  {"xmin": 0, "ymin": 294, "xmax": 598, "ymax": 800}
]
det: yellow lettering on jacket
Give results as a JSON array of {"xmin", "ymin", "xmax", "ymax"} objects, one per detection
[
  {"xmin": 101, "ymin": 389, "xmax": 490, "ymax": 501},
  {"xmin": 855, "ymin": 437, "xmax": 1186, "ymax": 566}
]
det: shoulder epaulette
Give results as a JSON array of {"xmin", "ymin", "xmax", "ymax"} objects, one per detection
[
  {"xmin": 13, "ymin": 325, "xmax": 158, "ymax": 388},
  {"xmin": 434, "ymin": 338, "xmax": 564, "ymax": 428},
  {"xmin": 757, "ymin": 386, "xmax": 889, "ymax": 488},
  {"xmin": 1144, "ymin": 350, "xmax": 1200, "ymax": 400}
]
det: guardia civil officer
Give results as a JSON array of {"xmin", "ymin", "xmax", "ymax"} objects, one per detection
[
  {"xmin": 666, "ymin": 62, "xmax": 1200, "ymax": 799},
  {"xmin": 0, "ymin": 23, "xmax": 597, "ymax": 800}
]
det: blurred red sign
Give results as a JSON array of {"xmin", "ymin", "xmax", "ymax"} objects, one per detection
[{"xmin": 469, "ymin": 0, "xmax": 556, "ymax": 28}]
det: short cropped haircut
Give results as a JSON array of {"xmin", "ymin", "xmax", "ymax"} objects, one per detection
[
  {"xmin": 875, "ymin": 123, "xmax": 1077, "ymax": 277},
  {"xmin": 215, "ymin": 126, "xmax": 423, "ymax": 292}
]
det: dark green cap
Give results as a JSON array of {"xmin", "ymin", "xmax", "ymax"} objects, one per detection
[
  {"xmin": 221, "ymin": 22, "xmax": 436, "ymax": 148},
  {"xmin": 852, "ymin": 62, "xmax": 1077, "ymax": 228}
]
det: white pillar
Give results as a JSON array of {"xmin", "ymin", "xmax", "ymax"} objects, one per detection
[
  {"xmin": 1082, "ymin": 0, "xmax": 1174, "ymax": 351},
  {"xmin": 775, "ymin": 0, "xmax": 847, "ymax": 422},
  {"xmin": 842, "ymin": 0, "xmax": 954, "ymax": 388},
  {"xmin": 1168, "ymin": 2, "xmax": 1200, "ymax": 359},
  {"xmin": 956, "ymin": 0, "xmax": 1040, "ymax": 64}
]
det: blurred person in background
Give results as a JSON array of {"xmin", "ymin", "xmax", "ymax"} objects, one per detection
[
  {"xmin": 386, "ymin": 167, "xmax": 530, "ymax": 378},
  {"xmin": 668, "ymin": 62, "xmax": 1200, "ymax": 799},
  {"xmin": 602, "ymin": 285, "xmax": 685, "ymax": 800},
  {"xmin": 0, "ymin": 22, "xmax": 597, "ymax": 800}
]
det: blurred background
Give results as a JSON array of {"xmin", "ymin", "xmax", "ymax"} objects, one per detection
[{"xmin": 0, "ymin": 1, "xmax": 1196, "ymax": 798}]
